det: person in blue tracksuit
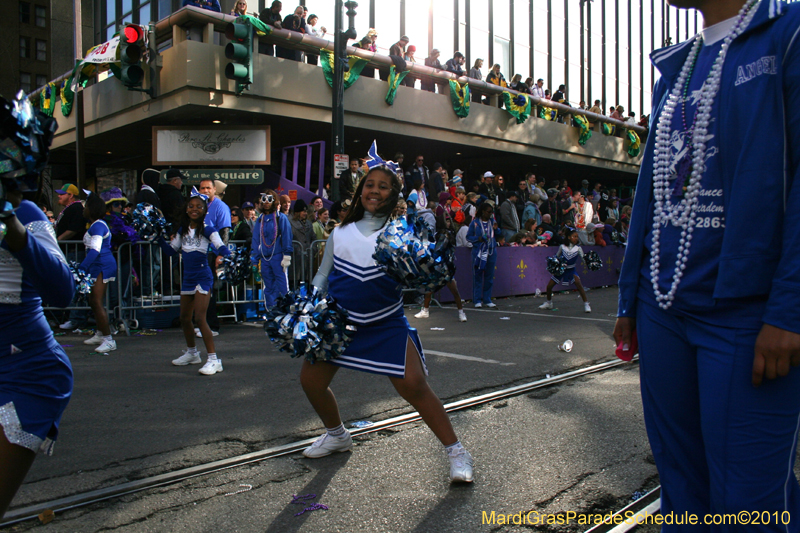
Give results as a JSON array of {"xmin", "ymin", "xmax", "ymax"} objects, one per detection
[
  {"xmin": 614, "ymin": 0, "xmax": 800, "ymax": 529},
  {"xmin": 466, "ymin": 202, "xmax": 498, "ymax": 308},
  {"xmin": 250, "ymin": 189, "xmax": 293, "ymax": 310},
  {"xmin": 160, "ymin": 190, "xmax": 230, "ymax": 376},
  {"xmin": 80, "ymin": 192, "xmax": 118, "ymax": 354},
  {"xmin": 0, "ymin": 94, "xmax": 74, "ymax": 519}
]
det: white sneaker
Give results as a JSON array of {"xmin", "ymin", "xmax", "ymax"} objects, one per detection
[
  {"xmin": 95, "ymin": 339, "xmax": 117, "ymax": 353},
  {"xmin": 448, "ymin": 447, "xmax": 474, "ymax": 483},
  {"xmin": 199, "ymin": 359, "xmax": 223, "ymax": 375},
  {"xmin": 458, "ymin": 310, "xmax": 467, "ymax": 322},
  {"xmin": 584, "ymin": 302, "xmax": 592, "ymax": 313},
  {"xmin": 302, "ymin": 432, "xmax": 353, "ymax": 458},
  {"xmin": 172, "ymin": 349, "xmax": 202, "ymax": 366},
  {"xmin": 474, "ymin": 302, "xmax": 482, "ymax": 308},
  {"xmin": 195, "ymin": 328, "xmax": 220, "ymax": 338},
  {"xmin": 539, "ymin": 300, "xmax": 554, "ymax": 310},
  {"xmin": 414, "ymin": 308, "xmax": 430, "ymax": 319},
  {"xmin": 59, "ymin": 320, "xmax": 75, "ymax": 330},
  {"xmin": 84, "ymin": 333, "xmax": 104, "ymax": 345},
  {"xmin": 485, "ymin": 302, "xmax": 497, "ymax": 309}
]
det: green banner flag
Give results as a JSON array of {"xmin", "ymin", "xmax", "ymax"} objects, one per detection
[
  {"xmin": 501, "ymin": 91, "xmax": 531, "ymax": 124},
  {"xmin": 385, "ymin": 66, "xmax": 409, "ymax": 105},
  {"xmin": 449, "ymin": 80, "xmax": 470, "ymax": 118},
  {"xmin": 39, "ymin": 82, "xmax": 56, "ymax": 117},
  {"xmin": 320, "ymin": 49, "xmax": 368, "ymax": 90},
  {"xmin": 573, "ymin": 114, "xmax": 592, "ymax": 146},
  {"xmin": 627, "ymin": 130, "xmax": 641, "ymax": 157}
]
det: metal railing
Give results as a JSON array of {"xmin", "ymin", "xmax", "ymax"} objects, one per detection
[{"xmin": 46, "ymin": 239, "xmax": 324, "ymax": 334}]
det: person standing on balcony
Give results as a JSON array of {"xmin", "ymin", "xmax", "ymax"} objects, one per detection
[
  {"xmin": 468, "ymin": 58, "xmax": 484, "ymax": 103},
  {"xmin": 445, "ymin": 51, "xmax": 465, "ymax": 76},
  {"xmin": 258, "ymin": 1, "xmax": 282, "ymax": 56},
  {"xmin": 403, "ymin": 45, "xmax": 418, "ymax": 88},
  {"xmin": 182, "ymin": 0, "xmax": 220, "ymax": 12},
  {"xmin": 194, "ymin": 178, "xmax": 230, "ymax": 338},
  {"xmin": 422, "ymin": 48, "xmax": 443, "ymax": 93},
  {"xmin": 277, "ymin": 5, "xmax": 305, "ymax": 61},
  {"xmin": 230, "ymin": 0, "xmax": 248, "ymax": 16},
  {"xmin": 355, "ymin": 29, "xmax": 378, "ymax": 78},
  {"xmin": 250, "ymin": 190, "xmax": 292, "ymax": 311}
]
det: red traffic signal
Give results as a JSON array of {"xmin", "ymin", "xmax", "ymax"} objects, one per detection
[{"xmin": 123, "ymin": 24, "xmax": 144, "ymax": 44}]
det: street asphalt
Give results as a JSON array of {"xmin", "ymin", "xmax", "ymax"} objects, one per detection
[{"xmin": 5, "ymin": 287, "xmax": 659, "ymax": 532}]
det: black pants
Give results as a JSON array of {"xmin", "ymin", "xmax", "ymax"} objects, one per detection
[{"xmin": 206, "ymin": 253, "xmax": 220, "ymax": 331}]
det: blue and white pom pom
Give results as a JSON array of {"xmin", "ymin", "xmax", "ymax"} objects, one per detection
[
  {"xmin": 68, "ymin": 261, "xmax": 94, "ymax": 299},
  {"xmin": 584, "ymin": 250, "xmax": 603, "ymax": 271},
  {"xmin": 131, "ymin": 203, "xmax": 169, "ymax": 241},
  {"xmin": 373, "ymin": 215, "xmax": 455, "ymax": 293},
  {"xmin": 264, "ymin": 285, "xmax": 354, "ymax": 363},
  {"xmin": 546, "ymin": 255, "xmax": 567, "ymax": 277},
  {"xmin": 219, "ymin": 246, "xmax": 251, "ymax": 285}
]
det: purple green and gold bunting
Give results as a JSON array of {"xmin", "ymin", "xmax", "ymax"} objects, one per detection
[
  {"xmin": 601, "ymin": 122, "xmax": 615, "ymax": 136},
  {"xmin": 237, "ymin": 14, "xmax": 273, "ymax": 36},
  {"xmin": 627, "ymin": 130, "xmax": 641, "ymax": 157},
  {"xmin": 449, "ymin": 80, "xmax": 470, "ymax": 118},
  {"xmin": 60, "ymin": 60, "xmax": 91, "ymax": 117},
  {"xmin": 39, "ymin": 82, "xmax": 56, "ymax": 117},
  {"xmin": 573, "ymin": 114, "xmax": 592, "ymax": 146},
  {"xmin": 538, "ymin": 105, "xmax": 557, "ymax": 121},
  {"xmin": 501, "ymin": 91, "xmax": 531, "ymax": 124},
  {"xmin": 385, "ymin": 66, "xmax": 409, "ymax": 105},
  {"xmin": 320, "ymin": 49, "xmax": 368, "ymax": 90}
]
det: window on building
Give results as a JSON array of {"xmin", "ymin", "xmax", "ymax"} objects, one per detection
[
  {"xmin": 20, "ymin": 73, "xmax": 32, "ymax": 93},
  {"xmin": 20, "ymin": 37, "xmax": 30, "ymax": 58},
  {"xmin": 19, "ymin": 2, "xmax": 30, "ymax": 23},
  {"xmin": 36, "ymin": 40, "xmax": 46, "ymax": 61},
  {"xmin": 35, "ymin": 5, "xmax": 46, "ymax": 26},
  {"xmin": 36, "ymin": 74, "xmax": 47, "ymax": 88}
]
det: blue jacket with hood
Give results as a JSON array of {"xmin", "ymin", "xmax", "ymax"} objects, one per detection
[{"xmin": 617, "ymin": 0, "xmax": 800, "ymax": 334}]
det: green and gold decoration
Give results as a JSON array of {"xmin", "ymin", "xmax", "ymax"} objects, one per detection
[
  {"xmin": 39, "ymin": 82, "xmax": 57, "ymax": 117},
  {"xmin": 60, "ymin": 60, "xmax": 92, "ymax": 117},
  {"xmin": 627, "ymin": 130, "xmax": 641, "ymax": 157},
  {"xmin": 385, "ymin": 66, "xmax": 409, "ymax": 105},
  {"xmin": 573, "ymin": 114, "xmax": 592, "ymax": 146},
  {"xmin": 449, "ymin": 80, "xmax": 470, "ymax": 118},
  {"xmin": 602, "ymin": 122, "xmax": 615, "ymax": 136},
  {"xmin": 320, "ymin": 49, "xmax": 368, "ymax": 90},
  {"xmin": 501, "ymin": 91, "xmax": 531, "ymax": 124},
  {"xmin": 538, "ymin": 105, "xmax": 557, "ymax": 121},
  {"xmin": 237, "ymin": 14, "xmax": 273, "ymax": 36}
]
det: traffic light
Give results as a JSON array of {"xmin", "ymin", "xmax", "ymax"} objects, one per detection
[
  {"xmin": 119, "ymin": 24, "xmax": 145, "ymax": 89},
  {"xmin": 225, "ymin": 19, "xmax": 253, "ymax": 95}
]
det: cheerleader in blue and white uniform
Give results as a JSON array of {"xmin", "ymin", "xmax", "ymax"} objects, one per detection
[
  {"xmin": 249, "ymin": 189, "xmax": 293, "ymax": 310},
  {"xmin": 300, "ymin": 163, "xmax": 474, "ymax": 483},
  {"xmin": 160, "ymin": 189, "xmax": 230, "ymax": 376},
  {"xmin": 539, "ymin": 228, "xmax": 591, "ymax": 313},
  {"xmin": 0, "ymin": 95, "xmax": 74, "ymax": 518},
  {"xmin": 80, "ymin": 192, "xmax": 118, "ymax": 353}
]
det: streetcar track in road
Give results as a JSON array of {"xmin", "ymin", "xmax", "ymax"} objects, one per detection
[
  {"xmin": 584, "ymin": 486, "xmax": 661, "ymax": 533},
  {"xmin": 462, "ymin": 307, "xmax": 615, "ymax": 323},
  {"xmin": 1, "ymin": 356, "xmax": 639, "ymax": 528}
]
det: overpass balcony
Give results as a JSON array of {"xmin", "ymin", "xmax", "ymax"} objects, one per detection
[{"xmin": 43, "ymin": 7, "xmax": 644, "ymax": 177}]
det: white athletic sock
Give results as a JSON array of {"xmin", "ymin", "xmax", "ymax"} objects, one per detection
[
  {"xmin": 207, "ymin": 352, "xmax": 218, "ymax": 362},
  {"xmin": 187, "ymin": 346, "xmax": 199, "ymax": 353},
  {"xmin": 326, "ymin": 424, "xmax": 347, "ymax": 437},
  {"xmin": 103, "ymin": 335, "xmax": 112, "ymax": 342},
  {"xmin": 445, "ymin": 441, "xmax": 463, "ymax": 453}
]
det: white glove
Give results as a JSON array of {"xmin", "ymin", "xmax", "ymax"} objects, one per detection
[{"xmin": 281, "ymin": 255, "xmax": 292, "ymax": 269}]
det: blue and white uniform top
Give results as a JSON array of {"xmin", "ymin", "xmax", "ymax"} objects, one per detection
[
  {"xmin": 250, "ymin": 211, "xmax": 293, "ymax": 264},
  {"xmin": 552, "ymin": 243, "xmax": 584, "ymax": 285},
  {"xmin": 0, "ymin": 200, "xmax": 74, "ymax": 455},
  {"xmin": 326, "ymin": 221, "xmax": 404, "ymax": 325},
  {"xmin": 164, "ymin": 223, "xmax": 230, "ymax": 267},
  {"xmin": 80, "ymin": 219, "xmax": 116, "ymax": 282}
]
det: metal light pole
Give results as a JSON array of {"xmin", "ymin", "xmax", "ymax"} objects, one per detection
[{"xmin": 330, "ymin": 0, "xmax": 358, "ymax": 202}]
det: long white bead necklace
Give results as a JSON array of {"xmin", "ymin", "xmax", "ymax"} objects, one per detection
[{"xmin": 649, "ymin": 0, "xmax": 760, "ymax": 310}]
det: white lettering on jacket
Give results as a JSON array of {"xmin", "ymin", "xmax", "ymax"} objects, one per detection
[{"xmin": 735, "ymin": 56, "xmax": 778, "ymax": 86}]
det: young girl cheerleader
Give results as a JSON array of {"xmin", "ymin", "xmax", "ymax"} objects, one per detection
[
  {"xmin": 0, "ymin": 99, "xmax": 75, "ymax": 517},
  {"xmin": 301, "ymin": 164, "xmax": 474, "ymax": 483},
  {"xmin": 539, "ymin": 228, "xmax": 591, "ymax": 313},
  {"xmin": 81, "ymin": 192, "xmax": 118, "ymax": 353},
  {"xmin": 161, "ymin": 190, "xmax": 230, "ymax": 375},
  {"xmin": 250, "ymin": 189, "xmax": 293, "ymax": 310}
]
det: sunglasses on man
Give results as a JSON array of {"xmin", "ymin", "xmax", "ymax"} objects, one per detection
[{"xmin": 260, "ymin": 193, "xmax": 274, "ymax": 204}]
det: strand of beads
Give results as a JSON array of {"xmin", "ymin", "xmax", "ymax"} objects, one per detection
[{"xmin": 649, "ymin": 0, "xmax": 760, "ymax": 309}]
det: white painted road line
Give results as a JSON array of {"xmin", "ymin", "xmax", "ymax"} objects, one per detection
[
  {"xmin": 462, "ymin": 308, "xmax": 614, "ymax": 323},
  {"xmin": 425, "ymin": 350, "xmax": 516, "ymax": 366}
]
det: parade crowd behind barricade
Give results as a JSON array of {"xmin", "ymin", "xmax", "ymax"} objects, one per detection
[{"xmin": 182, "ymin": 1, "xmax": 648, "ymax": 136}]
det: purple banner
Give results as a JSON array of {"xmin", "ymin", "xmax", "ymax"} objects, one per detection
[{"xmin": 438, "ymin": 245, "xmax": 625, "ymax": 303}]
